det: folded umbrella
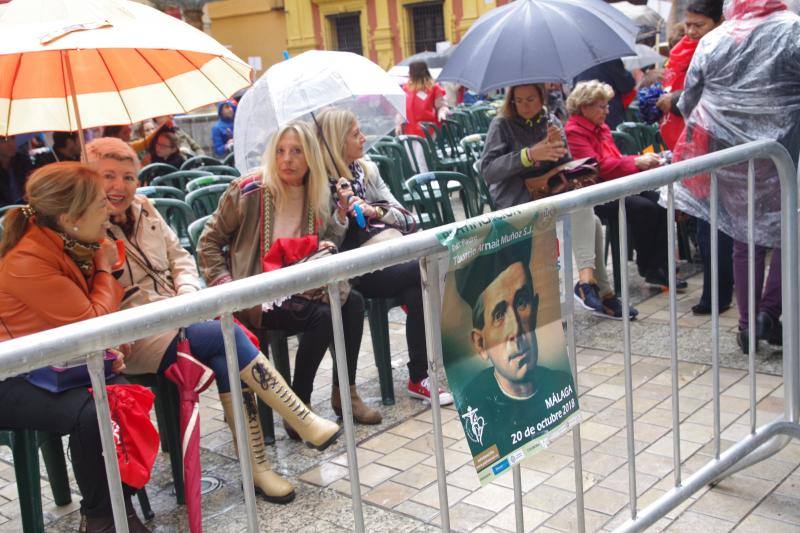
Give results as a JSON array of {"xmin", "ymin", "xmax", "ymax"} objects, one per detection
[
  {"xmin": 164, "ymin": 344, "xmax": 215, "ymax": 533},
  {"xmin": 438, "ymin": 0, "xmax": 638, "ymax": 93},
  {"xmin": 233, "ymin": 50, "xmax": 405, "ymax": 174}
]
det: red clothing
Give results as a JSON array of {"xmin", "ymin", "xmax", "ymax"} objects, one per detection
[
  {"xmin": 660, "ymin": 36, "xmax": 700, "ymax": 149},
  {"xmin": 403, "ymin": 83, "xmax": 445, "ymax": 136},
  {"xmin": 564, "ymin": 115, "xmax": 638, "ymax": 181}
]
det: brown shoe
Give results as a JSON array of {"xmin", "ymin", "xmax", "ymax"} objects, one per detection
[{"xmin": 331, "ymin": 385, "xmax": 382, "ymax": 425}]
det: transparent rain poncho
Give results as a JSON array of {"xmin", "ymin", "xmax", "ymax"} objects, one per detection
[{"xmin": 671, "ymin": 0, "xmax": 800, "ymax": 247}]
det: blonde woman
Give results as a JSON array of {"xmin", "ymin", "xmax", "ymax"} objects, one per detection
[
  {"xmin": 564, "ymin": 80, "xmax": 686, "ymax": 293},
  {"xmin": 316, "ymin": 107, "xmax": 453, "ymax": 407},
  {"xmin": 197, "ymin": 121, "xmax": 375, "ymax": 436}
]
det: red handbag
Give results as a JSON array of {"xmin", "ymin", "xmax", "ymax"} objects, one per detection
[{"xmin": 90, "ymin": 384, "xmax": 159, "ymax": 489}]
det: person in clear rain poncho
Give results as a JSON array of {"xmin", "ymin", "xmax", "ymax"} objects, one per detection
[{"xmin": 672, "ymin": 0, "xmax": 800, "ymax": 353}]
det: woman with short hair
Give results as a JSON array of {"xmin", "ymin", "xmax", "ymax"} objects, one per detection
[{"xmin": 565, "ymin": 80, "xmax": 687, "ymax": 293}]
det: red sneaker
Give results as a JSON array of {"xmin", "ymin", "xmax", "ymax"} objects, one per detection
[{"xmin": 407, "ymin": 378, "xmax": 453, "ymax": 406}]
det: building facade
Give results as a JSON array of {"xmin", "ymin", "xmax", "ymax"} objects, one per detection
[{"xmin": 207, "ymin": 0, "xmax": 510, "ymax": 75}]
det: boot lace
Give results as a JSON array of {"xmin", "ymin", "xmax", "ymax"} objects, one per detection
[{"xmin": 251, "ymin": 362, "xmax": 310, "ymax": 421}]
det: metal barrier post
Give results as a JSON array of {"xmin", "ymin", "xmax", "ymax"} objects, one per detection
[
  {"xmin": 619, "ymin": 199, "xmax": 638, "ymax": 518},
  {"xmin": 710, "ymin": 171, "xmax": 721, "ymax": 459},
  {"xmin": 666, "ymin": 184, "xmax": 683, "ymax": 481},
  {"xmin": 746, "ymin": 161, "xmax": 757, "ymax": 433},
  {"xmin": 513, "ymin": 464, "xmax": 524, "ymax": 532},
  {"xmin": 420, "ymin": 255, "xmax": 451, "ymax": 532},
  {"xmin": 327, "ymin": 284, "xmax": 365, "ymax": 533},
  {"xmin": 561, "ymin": 214, "xmax": 586, "ymax": 532},
  {"xmin": 220, "ymin": 313, "xmax": 259, "ymax": 532},
  {"xmin": 87, "ymin": 351, "xmax": 129, "ymax": 533}
]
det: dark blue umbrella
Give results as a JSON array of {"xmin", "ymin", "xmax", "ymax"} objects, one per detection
[
  {"xmin": 438, "ymin": 0, "xmax": 638, "ymax": 93},
  {"xmin": 398, "ymin": 46, "xmax": 457, "ymax": 68}
]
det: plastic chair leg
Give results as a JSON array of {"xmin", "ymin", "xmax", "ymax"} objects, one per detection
[
  {"xmin": 366, "ymin": 299, "xmax": 395, "ymax": 406},
  {"xmin": 37, "ymin": 432, "xmax": 71, "ymax": 506},
  {"xmin": 12, "ymin": 430, "xmax": 44, "ymax": 533},
  {"xmin": 152, "ymin": 392, "xmax": 170, "ymax": 452},
  {"xmin": 137, "ymin": 487, "xmax": 155, "ymax": 521}
]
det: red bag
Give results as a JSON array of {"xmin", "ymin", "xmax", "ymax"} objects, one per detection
[{"xmin": 90, "ymin": 384, "xmax": 159, "ymax": 489}]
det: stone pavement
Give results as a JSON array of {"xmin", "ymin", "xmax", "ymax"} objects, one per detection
[{"xmin": 1, "ymin": 265, "xmax": 796, "ymax": 532}]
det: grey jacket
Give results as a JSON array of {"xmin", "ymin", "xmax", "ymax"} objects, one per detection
[{"xmin": 480, "ymin": 113, "xmax": 570, "ymax": 209}]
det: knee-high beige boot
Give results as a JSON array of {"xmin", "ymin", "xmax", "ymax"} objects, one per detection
[
  {"xmin": 240, "ymin": 353, "xmax": 342, "ymax": 451},
  {"xmin": 219, "ymin": 391, "xmax": 296, "ymax": 504}
]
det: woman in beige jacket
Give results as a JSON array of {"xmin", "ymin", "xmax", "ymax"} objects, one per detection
[{"xmin": 88, "ymin": 137, "xmax": 341, "ymax": 505}]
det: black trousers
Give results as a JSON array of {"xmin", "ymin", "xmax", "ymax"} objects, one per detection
[
  {"xmin": 695, "ymin": 218, "xmax": 734, "ymax": 308},
  {"xmin": 0, "ymin": 375, "xmax": 133, "ymax": 519},
  {"xmin": 594, "ymin": 191, "xmax": 669, "ymax": 275},
  {"xmin": 262, "ymin": 291, "xmax": 364, "ymax": 404},
  {"xmin": 355, "ymin": 261, "xmax": 428, "ymax": 383}
]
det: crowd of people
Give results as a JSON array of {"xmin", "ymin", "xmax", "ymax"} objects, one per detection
[{"xmin": 0, "ymin": 0, "xmax": 797, "ymax": 529}]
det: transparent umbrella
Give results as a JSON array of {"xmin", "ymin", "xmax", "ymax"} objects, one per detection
[{"xmin": 234, "ymin": 50, "xmax": 405, "ymax": 174}]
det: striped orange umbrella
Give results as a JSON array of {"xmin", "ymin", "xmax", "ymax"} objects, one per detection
[{"xmin": 0, "ymin": 0, "xmax": 252, "ymax": 141}]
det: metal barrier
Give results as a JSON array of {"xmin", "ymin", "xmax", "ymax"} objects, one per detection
[{"xmin": 0, "ymin": 140, "xmax": 795, "ymax": 532}]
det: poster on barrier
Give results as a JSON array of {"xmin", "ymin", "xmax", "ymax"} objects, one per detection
[{"xmin": 437, "ymin": 209, "xmax": 579, "ymax": 485}]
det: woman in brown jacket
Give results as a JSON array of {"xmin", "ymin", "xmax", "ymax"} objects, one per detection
[
  {"xmin": 0, "ymin": 162, "xmax": 149, "ymax": 532},
  {"xmin": 197, "ymin": 122, "xmax": 377, "ymax": 428},
  {"xmin": 89, "ymin": 137, "xmax": 341, "ymax": 505}
]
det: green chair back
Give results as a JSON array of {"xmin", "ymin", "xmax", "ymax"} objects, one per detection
[
  {"xmin": 188, "ymin": 215, "xmax": 211, "ymax": 252},
  {"xmin": 185, "ymin": 184, "xmax": 227, "ymax": 218},
  {"xmin": 138, "ymin": 163, "xmax": 178, "ymax": 186},
  {"xmin": 151, "ymin": 170, "xmax": 212, "ymax": 190},
  {"xmin": 180, "ymin": 155, "xmax": 222, "ymax": 170},
  {"xmin": 149, "ymin": 198, "xmax": 196, "ymax": 251},
  {"xmin": 366, "ymin": 153, "xmax": 410, "ymax": 206},
  {"xmin": 222, "ymin": 152, "xmax": 235, "ymax": 167},
  {"xmin": 136, "ymin": 185, "xmax": 185, "ymax": 201},
  {"xmin": 405, "ymin": 171, "xmax": 481, "ymax": 230},
  {"xmin": 617, "ymin": 122, "xmax": 667, "ymax": 154},
  {"xmin": 197, "ymin": 165, "xmax": 240, "ymax": 177},
  {"xmin": 372, "ymin": 140, "xmax": 416, "ymax": 180},
  {"xmin": 612, "ymin": 131, "xmax": 640, "ymax": 156},
  {"xmin": 396, "ymin": 134, "xmax": 436, "ymax": 175},
  {"xmin": 459, "ymin": 134, "xmax": 494, "ymax": 212},
  {"xmin": 185, "ymin": 175, "xmax": 235, "ymax": 193}
]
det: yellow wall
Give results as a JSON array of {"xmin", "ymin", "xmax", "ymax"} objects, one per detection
[{"xmin": 207, "ymin": 0, "xmax": 288, "ymax": 77}]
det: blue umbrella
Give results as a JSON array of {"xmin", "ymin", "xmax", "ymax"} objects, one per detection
[{"xmin": 438, "ymin": 0, "xmax": 638, "ymax": 93}]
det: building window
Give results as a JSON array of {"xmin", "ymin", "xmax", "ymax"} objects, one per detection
[
  {"xmin": 408, "ymin": 2, "xmax": 445, "ymax": 54},
  {"xmin": 329, "ymin": 13, "xmax": 363, "ymax": 55}
]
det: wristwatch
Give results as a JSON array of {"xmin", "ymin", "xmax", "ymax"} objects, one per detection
[{"xmin": 375, "ymin": 206, "xmax": 386, "ymax": 219}]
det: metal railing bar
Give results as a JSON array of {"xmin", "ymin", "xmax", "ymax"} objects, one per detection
[
  {"xmin": 0, "ymin": 141, "xmax": 792, "ymax": 380},
  {"xmin": 326, "ymin": 284, "xmax": 365, "ymax": 533},
  {"xmin": 513, "ymin": 464, "xmax": 524, "ymax": 532},
  {"xmin": 710, "ymin": 171, "xmax": 721, "ymax": 460},
  {"xmin": 666, "ymin": 184, "xmax": 682, "ymax": 483},
  {"xmin": 561, "ymin": 214, "xmax": 586, "ymax": 533},
  {"xmin": 746, "ymin": 160, "xmax": 757, "ymax": 435},
  {"xmin": 420, "ymin": 255, "xmax": 450, "ymax": 532},
  {"xmin": 619, "ymin": 198, "xmax": 637, "ymax": 519},
  {"xmin": 220, "ymin": 313, "xmax": 259, "ymax": 532}
]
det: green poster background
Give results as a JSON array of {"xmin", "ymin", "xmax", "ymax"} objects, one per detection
[{"xmin": 437, "ymin": 210, "xmax": 580, "ymax": 485}]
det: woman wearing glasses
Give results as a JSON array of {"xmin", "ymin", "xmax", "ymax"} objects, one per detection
[
  {"xmin": 564, "ymin": 80, "xmax": 686, "ymax": 306},
  {"xmin": 145, "ymin": 126, "xmax": 186, "ymax": 168}
]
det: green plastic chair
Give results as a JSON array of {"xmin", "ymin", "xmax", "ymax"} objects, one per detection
[
  {"xmin": 612, "ymin": 130, "xmax": 640, "ymax": 156},
  {"xmin": 185, "ymin": 184, "xmax": 227, "ymax": 218},
  {"xmin": 0, "ymin": 430, "xmax": 71, "ymax": 533},
  {"xmin": 222, "ymin": 152, "xmax": 235, "ymax": 167},
  {"xmin": 372, "ymin": 140, "xmax": 416, "ymax": 180},
  {"xmin": 136, "ymin": 185, "xmax": 185, "ymax": 201},
  {"xmin": 185, "ymin": 175, "xmax": 235, "ymax": 193},
  {"xmin": 180, "ymin": 155, "xmax": 222, "ymax": 170},
  {"xmin": 617, "ymin": 122, "xmax": 667, "ymax": 154},
  {"xmin": 151, "ymin": 170, "xmax": 212, "ymax": 190},
  {"xmin": 405, "ymin": 171, "xmax": 481, "ymax": 229},
  {"xmin": 149, "ymin": 198, "xmax": 196, "ymax": 252},
  {"xmin": 187, "ymin": 215, "xmax": 211, "ymax": 252},
  {"xmin": 396, "ymin": 134, "xmax": 437, "ymax": 175},
  {"xmin": 366, "ymin": 154, "xmax": 412, "ymax": 207},
  {"xmin": 137, "ymin": 163, "xmax": 178, "ymax": 186},
  {"xmin": 195, "ymin": 165, "xmax": 240, "ymax": 177},
  {"xmin": 459, "ymin": 134, "xmax": 495, "ymax": 212}
]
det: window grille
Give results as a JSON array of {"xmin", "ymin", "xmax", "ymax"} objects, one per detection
[
  {"xmin": 408, "ymin": 2, "xmax": 445, "ymax": 54},
  {"xmin": 330, "ymin": 13, "xmax": 363, "ymax": 56}
]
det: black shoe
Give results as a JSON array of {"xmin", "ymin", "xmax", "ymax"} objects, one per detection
[
  {"xmin": 736, "ymin": 328, "xmax": 754, "ymax": 354},
  {"xmin": 644, "ymin": 268, "xmax": 688, "ymax": 292},
  {"xmin": 692, "ymin": 303, "xmax": 732, "ymax": 316},
  {"xmin": 756, "ymin": 311, "xmax": 782, "ymax": 346}
]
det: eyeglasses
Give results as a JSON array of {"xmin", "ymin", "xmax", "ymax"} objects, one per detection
[
  {"xmin": 590, "ymin": 102, "xmax": 610, "ymax": 111},
  {"xmin": 156, "ymin": 141, "xmax": 175, "ymax": 150}
]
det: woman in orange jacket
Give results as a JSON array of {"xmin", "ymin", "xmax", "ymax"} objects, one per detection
[{"xmin": 0, "ymin": 162, "xmax": 149, "ymax": 532}]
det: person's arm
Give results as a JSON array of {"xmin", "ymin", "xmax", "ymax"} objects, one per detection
[
  {"xmin": 211, "ymin": 124, "xmax": 228, "ymax": 157},
  {"xmin": 480, "ymin": 118, "xmax": 529, "ymax": 185},
  {"xmin": 197, "ymin": 181, "xmax": 243, "ymax": 285},
  {"xmin": 363, "ymin": 163, "xmax": 415, "ymax": 233},
  {"xmin": 669, "ymin": 90, "xmax": 683, "ymax": 117},
  {"xmin": 678, "ymin": 59, "xmax": 705, "ymax": 119},
  {"xmin": 566, "ymin": 128, "xmax": 637, "ymax": 181},
  {"xmin": 5, "ymin": 253, "xmax": 123, "ymax": 328}
]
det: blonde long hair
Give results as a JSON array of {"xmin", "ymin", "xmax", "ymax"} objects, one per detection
[
  {"xmin": 0, "ymin": 163, "xmax": 103, "ymax": 257},
  {"xmin": 261, "ymin": 121, "xmax": 330, "ymax": 224},
  {"xmin": 314, "ymin": 107, "xmax": 366, "ymax": 184}
]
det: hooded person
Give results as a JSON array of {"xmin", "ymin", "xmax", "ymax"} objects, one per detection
[
  {"xmin": 673, "ymin": 0, "xmax": 800, "ymax": 352},
  {"xmin": 212, "ymin": 100, "xmax": 237, "ymax": 157},
  {"xmin": 451, "ymin": 220, "xmax": 576, "ymax": 459}
]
